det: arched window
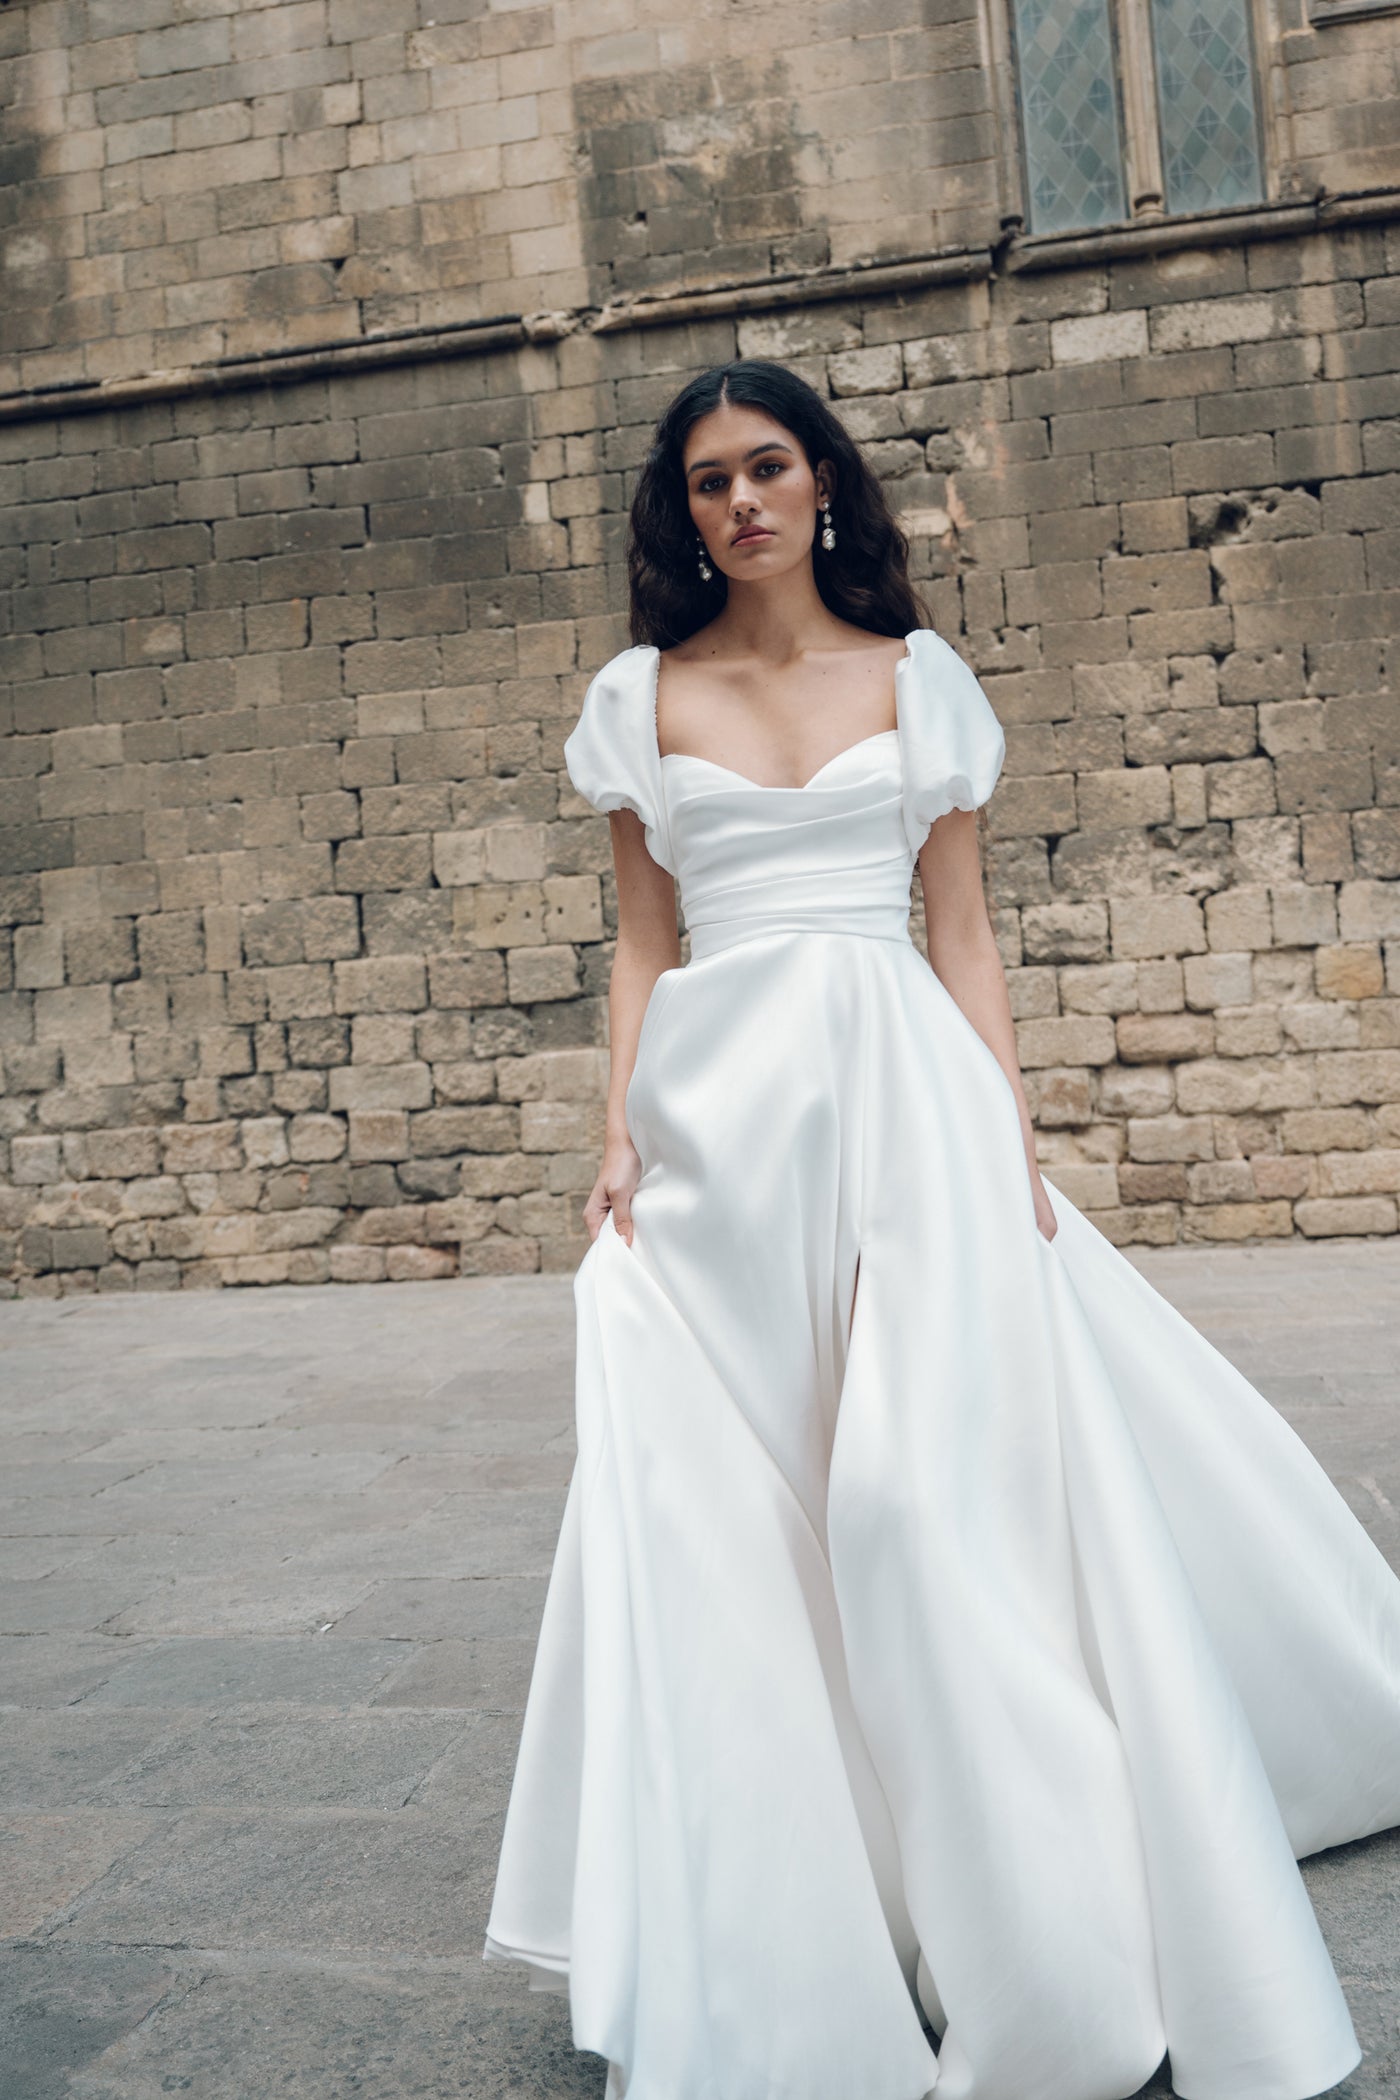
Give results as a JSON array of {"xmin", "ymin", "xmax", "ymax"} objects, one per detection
[{"xmin": 1009, "ymin": 0, "xmax": 1265, "ymax": 236}]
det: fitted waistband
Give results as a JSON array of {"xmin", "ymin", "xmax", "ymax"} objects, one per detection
[{"xmin": 685, "ymin": 903, "xmax": 914, "ymax": 959}]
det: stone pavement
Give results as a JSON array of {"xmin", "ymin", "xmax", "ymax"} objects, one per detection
[{"xmin": 2, "ymin": 1243, "xmax": 1398, "ymax": 2100}]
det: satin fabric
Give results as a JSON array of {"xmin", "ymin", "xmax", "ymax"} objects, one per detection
[{"xmin": 484, "ymin": 633, "xmax": 1400, "ymax": 2100}]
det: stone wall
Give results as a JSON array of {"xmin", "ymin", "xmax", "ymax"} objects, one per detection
[
  {"xmin": 4, "ymin": 220, "xmax": 1400, "ymax": 1294},
  {"xmin": 4, "ymin": 0, "xmax": 1400, "ymax": 392},
  {"xmin": 3, "ymin": 0, "xmax": 1400, "ymax": 1291},
  {"xmin": 1, "ymin": 0, "xmax": 1007, "ymax": 392}
]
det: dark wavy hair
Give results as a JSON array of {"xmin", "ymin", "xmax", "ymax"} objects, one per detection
[{"xmin": 627, "ymin": 359, "xmax": 930, "ymax": 648}]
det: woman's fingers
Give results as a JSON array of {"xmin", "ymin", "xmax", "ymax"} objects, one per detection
[
  {"xmin": 584, "ymin": 1151, "xmax": 641, "ymax": 1248},
  {"xmin": 583, "ymin": 1174, "xmax": 609, "ymax": 1242}
]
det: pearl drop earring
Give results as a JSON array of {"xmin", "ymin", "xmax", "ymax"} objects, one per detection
[
  {"xmin": 821, "ymin": 504, "xmax": 836, "ymax": 552},
  {"xmin": 697, "ymin": 538, "xmax": 713, "ymax": 582}
]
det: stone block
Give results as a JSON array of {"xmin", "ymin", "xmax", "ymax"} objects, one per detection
[
  {"xmin": 1050, "ymin": 309, "xmax": 1148, "ymax": 365},
  {"xmin": 1110, "ymin": 897, "xmax": 1206, "ymax": 960},
  {"xmin": 543, "ymin": 876, "xmax": 605, "ymax": 944},
  {"xmin": 1118, "ymin": 1163, "xmax": 1189, "ymax": 1203},
  {"xmin": 1186, "ymin": 1160, "xmax": 1255, "ymax": 1204},
  {"xmin": 1126, "ymin": 1112, "xmax": 1214, "ymax": 1161},
  {"xmin": 1076, "ymin": 767, "xmax": 1173, "ymax": 829},
  {"xmin": 348, "ymin": 1110, "xmax": 410, "ymax": 1162},
  {"xmin": 11, "ymin": 1135, "xmax": 61, "ymax": 1184},
  {"xmin": 1293, "ymin": 1196, "xmax": 1396, "ymax": 1237},
  {"xmin": 1020, "ymin": 903, "xmax": 1109, "ymax": 964},
  {"xmin": 1280, "ymin": 1108, "xmax": 1368, "ymax": 1153},
  {"xmin": 432, "ymin": 830, "xmax": 487, "ymax": 887},
  {"xmin": 1354, "ymin": 810, "xmax": 1400, "ymax": 881},
  {"xmin": 520, "ymin": 1100, "xmax": 605, "ymax": 1152},
  {"xmin": 1015, "ymin": 1015, "xmax": 1117, "ymax": 1069},
  {"xmin": 329, "ymin": 1245, "xmax": 387, "ymax": 1282},
  {"xmin": 85, "ymin": 1127, "xmax": 162, "ymax": 1179},
  {"xmin": 50, "ymin": 1226, "xmax": 113, "ymax": 1271},
  {"xmin": 1205, "ymin": 887, "xmax": 1272, "ymax": 952},
  {"xmin": 1044, "ymin": 1162, "xmax": 1120, "ymax": 1209},
  {"xmin": 136, "ymin": 912, "xmax": 204, "ymax": 978},
  {"xmin": 1271, "ymin": 884, "xmax": 1338, "ymax": 948},
  {"xmin": 14, "ymin": 925, "xmax": 65, "ymax": 990},
  {"xmin": 987, "ymin": 773, "xmax": 1078, "ymax": 840},
  {"xmin": 1316, "ymin": 1149, "xmax": 1400, "ymax": 1196},
  {"xmin": 1275, "ymin": 753, "xmax": 1374, "ymax": 816},
  {"xmin": 1315, "ymin": 944, "xmax": 1385, "ymax": 1000},
  {"xmin": 241, "ymin": 1117, "xmax": 290, "ymax": 1169},
  {"xmin": 334, "ymin": 837, "xmax": 433, "ymax": 893},
  {"xmin": 1339, "ymin": 883, "xmax": 1400, "ymax": 942},
  {"xmin": 1184, "ymin": 952, "xmax": 1253, "ymax": 1010},
  {"xmin": 1008, "ymin": 967, "xmax": 1060, "ymax": 1020},
  {"xmin": 1058, "ymin": 963, "xmax": 1139, "ymax": 1016},
  {"xmin": 328, "ymin": 1063, "xmax": 434, "ymax": 1112},
  {"xmin": 1315, "ymin": 1051, "xmax": 1400, "ymax": 1107},
  {"xmin": 1281, "ymin": 1003, "xmax": 1358, "ymax": 1052},
  {"xmin": 507, "ymin": 945, "xmax": 580, "ymax": 1003},
  {"xmin": 410, "ymin": 1105, "xmax": 518, "ymax": 1157},
  {"xmin": 161, "ymin": 1123, "xmax": 242, "ymax": 1174},
  {"xmin": 1116, "ymin": 1013, "xmax": 1214, "ymax": 1064},
  {"xmin": 350, "ymin": 1014, "xmax": 416, "ymax": 1065},
  {"xmin": 34, "ymin": 985, "xmax": 113, "ymax": 1042},
  {"xmin": 333, "ymin": 957, "xmax": 427, "ymax": 1014},
  {"xmin": 1206, "ymin": 760, "xmax": 1277, "ymax": 821},
  {"xmin": 386, "ymin": 1245, "xmax": 459, "ymax": 1280},
  {"xmin": 1184, "ymin": 1199, "xmax": 1293, "ymax": 1241}
]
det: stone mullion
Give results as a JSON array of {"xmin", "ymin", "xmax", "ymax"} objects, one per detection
[{"xmin": 1115, "ymin": 0, "xmax": 1167, "ymax": 220}]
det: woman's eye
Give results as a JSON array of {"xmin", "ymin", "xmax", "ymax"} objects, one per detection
[{"xmin": 757, "ymin": 460, "xmax": 783, "ymax": 476}]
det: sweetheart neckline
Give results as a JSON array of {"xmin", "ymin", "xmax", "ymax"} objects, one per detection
[{"xmin": 658, "ymin": 727, "xmax": 901, "ymax": 794}]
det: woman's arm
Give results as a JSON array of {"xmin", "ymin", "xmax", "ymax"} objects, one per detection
[
  {"xmin": 916, "ymin": 808, "xmax": 1058, "ymax": 1242},
  {"xmin": 585, "ymin": 807, "xmax": 682, "ymax": 1246}
]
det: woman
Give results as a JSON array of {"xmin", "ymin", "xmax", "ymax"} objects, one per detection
[{"xmin": 484, "ymin": 359, "xmax": 1400, "ymax": 2100}]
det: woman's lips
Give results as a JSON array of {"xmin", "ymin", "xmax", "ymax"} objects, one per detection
[{"xmin": 730, "ymin": 527, "xmax": 773, "ymax": 546}]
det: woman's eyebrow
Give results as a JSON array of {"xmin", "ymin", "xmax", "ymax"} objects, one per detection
[{"xmin": 685, "ymin": 441, "xmax": 794, "ymax": 476}]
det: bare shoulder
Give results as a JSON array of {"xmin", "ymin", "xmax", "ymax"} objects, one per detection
[{"xmin": 828, "ymin": 622, "xmax": 914, "ymax": 665}]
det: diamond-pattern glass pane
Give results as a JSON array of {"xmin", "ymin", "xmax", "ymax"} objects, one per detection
[
  {"xmin": 1151, "ymin": 0, "xmax": 1264, "ymax": 215},
  {"xmin": 1011, "ymin": 0, "xmax": 1127, "ymax": 235}
]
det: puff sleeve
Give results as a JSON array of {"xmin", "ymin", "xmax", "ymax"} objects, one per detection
[
  {"xmin": 562, "ymin": 643, "xmax": 677, "ymax": 875},
  {"xmin": 895, "ymin": 626, "xmax": 1006, "ymax": 858}
]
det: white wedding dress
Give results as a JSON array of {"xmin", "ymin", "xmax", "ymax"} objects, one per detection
[{"xmin": 484, "ymin": 628, "xmax": 1400, "ymax": 2100}]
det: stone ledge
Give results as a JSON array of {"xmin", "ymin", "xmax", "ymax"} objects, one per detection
[{"xmin": 6, "ymin": 182, "xmax": 1399, "ymax": 428}]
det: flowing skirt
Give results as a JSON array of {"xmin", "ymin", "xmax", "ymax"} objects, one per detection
[{"xmin": 485, "ymin": 928, "xmax": 1400, "ymax": 2100}]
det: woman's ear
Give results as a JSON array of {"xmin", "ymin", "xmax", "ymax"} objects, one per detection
[{"xmin": 814, "ymin": 458, "xmax": 835, "ymax": 509}]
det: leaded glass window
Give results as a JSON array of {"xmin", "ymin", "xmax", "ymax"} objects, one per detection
[
  {"xmin": 1151, "ymin": 0, "xmax": 1264, "ymax": 215},
  {"xmin": 1010, "ymin": 0, "xmax": 1128, "ymax": 235},
  {"xmin": 1007, "ymin": 0, "xmax": 1267, "ymax": 235}
]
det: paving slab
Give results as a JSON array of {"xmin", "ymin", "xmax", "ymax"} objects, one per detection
[
  {"xmin": 62, "ymin": 1961, "xmax": 601, "ymax": 2100},
  {"xmin": 1, "ymin": 1245, "xmax": 1398, "ymax": 2099},
  {"xmin": 81, "ymin": 1635, "xmax": 408, "ymax": 1710},
  {"xmin": 369, "ymin": 1636, "xmax": 538, "ymax": 1712},
  {"xmin": 55, "ymin": 1807, "xmax": 501, "ymax": 1959},
  {"xmin": 0, "ymin": 1943, "xmax": 180, "ymax": 2100},
  {"xmin": 98, "ymin": 1712, "xmax": 468, "ymax": 1814}
]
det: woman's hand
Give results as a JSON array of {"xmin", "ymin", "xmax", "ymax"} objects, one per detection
[
  {"xmin": 1030, "ymin": 1167, "xmax": 1059, "ymax": 1244},
  {"xmin": 584, "ymin": 1138, "xmax": 644, "ymax": 1246}
]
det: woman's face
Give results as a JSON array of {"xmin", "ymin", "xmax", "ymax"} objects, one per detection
[{"xmin": 681, "ymin": 402, "xmax": 832, "ymax": 585}]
